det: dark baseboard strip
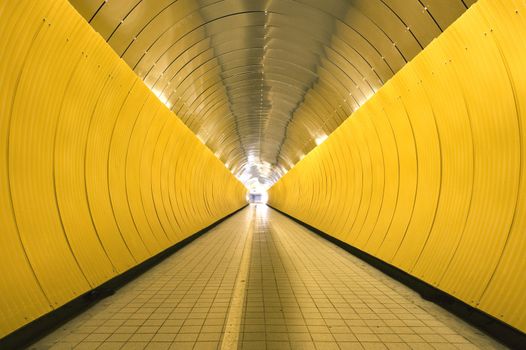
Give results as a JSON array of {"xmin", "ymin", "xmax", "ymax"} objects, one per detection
[
  {"xmin": 268, "ymin": 205, "xmax": 526, "ymax": 350},
  {"xmin": 0, "ymin": 205, "xmax": 248, "ymax": 350}
]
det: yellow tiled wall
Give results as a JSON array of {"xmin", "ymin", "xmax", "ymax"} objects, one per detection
[
  {"xmin": 0, "ymin": 0, "xmax": 246, "ymax": 338},
  {"xmin": 270, "ymin": 0, "xmax": 526, "ymax": 333}
]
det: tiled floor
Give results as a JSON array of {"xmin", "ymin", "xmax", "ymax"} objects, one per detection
[{"xmin": 31, "ymin": 205, "xmax": 506, "ymax": 350}]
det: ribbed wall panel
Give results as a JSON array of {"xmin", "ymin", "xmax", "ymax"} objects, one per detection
[
  {"xmin": 0, "ymin": 0, "xmax": 246, "ymax": 338},
  {"xmin": 269, "ymin": 0, "xmax": 526, "ymax": 333}
]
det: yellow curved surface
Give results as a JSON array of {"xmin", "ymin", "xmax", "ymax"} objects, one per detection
[
  {"xmin": 0, "ymin": 0, "xmax": 246, "ymax": 338},
  {"xmin": 270, "ymin": 0, "xmax": 526, "ymax": 333}
]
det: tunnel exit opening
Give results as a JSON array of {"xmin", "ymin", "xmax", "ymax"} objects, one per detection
[{"xmin": 247, "ymin": 191, "xmax": 268, "ymax": 204}]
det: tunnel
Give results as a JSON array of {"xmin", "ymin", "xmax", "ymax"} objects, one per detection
[{"xmin": 1, "ymin": 0, "xmax": 525, "ymax": 348}]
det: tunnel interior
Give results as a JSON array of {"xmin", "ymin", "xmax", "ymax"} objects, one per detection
[{"xmin": 1, "ymin": 0, "xmax": 525, "ymax": 348}]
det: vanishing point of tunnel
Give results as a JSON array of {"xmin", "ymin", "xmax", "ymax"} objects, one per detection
[{"xmin": 1, "ymin": 0, "xmax": 525, "ymax": 349}]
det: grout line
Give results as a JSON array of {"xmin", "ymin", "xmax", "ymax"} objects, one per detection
[{"xmin": 220, "ymin": 205, "xmax": 255, "ymax": 349}]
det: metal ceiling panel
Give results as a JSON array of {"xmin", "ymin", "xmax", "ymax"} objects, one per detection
[{"xmin": 69, "ymin": 0, "xmax": 473, "ymax": 190}]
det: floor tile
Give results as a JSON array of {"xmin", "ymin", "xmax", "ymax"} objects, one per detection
[{"xmin": 30, "ymin": 206, "xmax": 505, "ymax": 350}]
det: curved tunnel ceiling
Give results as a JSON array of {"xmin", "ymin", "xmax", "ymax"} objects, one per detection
[{"xmin": 69, "ymin": 0, "xmax": 475, "ymax": 189}]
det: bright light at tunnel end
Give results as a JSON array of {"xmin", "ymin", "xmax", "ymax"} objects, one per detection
[
  {"xmin": 246, "ymin": 191, "xmax": 269, "ymax": 204},
  {"xmin": 245, "ymin": 177, "xmax": 270, "ymax": 204}
]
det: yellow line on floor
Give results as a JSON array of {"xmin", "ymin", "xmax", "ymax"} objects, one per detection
[{"xmin": 220, "ymin": 206, "xmax": 255, "ymax": 350}]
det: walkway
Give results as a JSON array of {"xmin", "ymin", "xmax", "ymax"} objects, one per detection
[{"xmin": 32, "ymin": 205, "xmax": 504, "ymax": 350}]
